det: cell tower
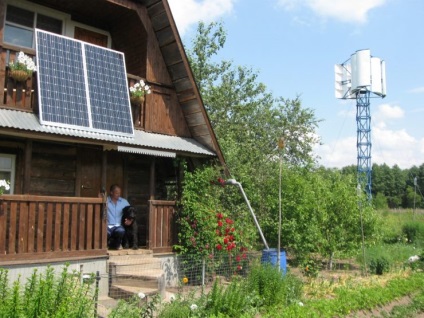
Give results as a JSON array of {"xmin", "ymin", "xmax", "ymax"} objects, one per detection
[{"xmin": 335, "ymin": 49, "xmax": 386, "ymax": 199}]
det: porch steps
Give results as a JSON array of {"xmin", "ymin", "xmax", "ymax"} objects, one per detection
[{"xmin": 107, "ymin": 249, "xmax": 165, "ymax": 303}]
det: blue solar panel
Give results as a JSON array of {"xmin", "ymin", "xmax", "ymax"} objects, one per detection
[
  {"xmin": 85, "ymin": 44, "xmax": 133, "ymax": 134},
  {"xmin": 35, "ymin": 29, "xmax": 134, "ymax": 136},
  {"xmin": 36, "ymin": 31, "xmax": 89, "ymax": 127}
]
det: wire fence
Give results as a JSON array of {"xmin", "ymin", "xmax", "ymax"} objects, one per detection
[{"xmin": 96, "ymin": 251, "xmax": 264, "ymax": 317}]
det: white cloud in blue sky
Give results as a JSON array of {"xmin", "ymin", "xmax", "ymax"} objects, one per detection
[
  {"xmin": 168, "ymin": 0, "xmax": 235, "ymax": 35},
  {"xmin": 168, "ymin": 0, "xmax": 424, "ymax": 169},
  {"xmin": 276, "ymin": 0, "xmax": 387, "ymax": 24}
]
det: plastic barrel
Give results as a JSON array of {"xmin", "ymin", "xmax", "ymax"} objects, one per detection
[{"xmin": 261, "ymin": 248, "xmax": 287, "ymax": 274}]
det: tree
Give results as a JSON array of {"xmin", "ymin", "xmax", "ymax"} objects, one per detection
[{"xmin": 182, "ymin": 21, "xmax": 378, "ymax": 263}]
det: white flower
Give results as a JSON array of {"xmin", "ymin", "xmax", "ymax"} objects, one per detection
[
  {"xmin": 190, "ymin": 304, "xmax": 198, "ymax": 311},
  {"xmin": 138, "ymin": 292, "xmax": 146, "ymax": 299},
  {"xmin": 298, "ymin": 301, "xmax": 304, "ymax": 306},
  {"xmin": 0, "ymin": 180, "xmax": 10, "ymax": 191},
  {"xmin": 169, "ymin": 294, "xmax": 176, "ymax": 302},
  {"xmin": 130, "ymin": 79, "xmax": 151, "ymax": 98},
  {"xmin": 10, "ymin": 51, "xmax": 37, "ymax": 73}
]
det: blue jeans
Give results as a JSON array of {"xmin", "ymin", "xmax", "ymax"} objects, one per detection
[{"xmin": 107, "ymin": 225, "xmax": 125, "ymax": 249}]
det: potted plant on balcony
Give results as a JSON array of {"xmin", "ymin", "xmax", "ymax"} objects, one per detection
[
  {"xmin": 8, "ymin": 51, "xmax": 37, "ymax": 82},
  {"xmin": 129, "ymin": 79, "xmax": 151, "ymax": 105}
]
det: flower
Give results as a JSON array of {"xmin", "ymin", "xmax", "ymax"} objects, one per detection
[
  {"xmin": 190, "ymin": 304, "xmax": 198, "ymax": 311},
  {"xmin": 138, "ymin": 292, "xmax": 146, "ymax": 299},
  {"xmin": 129, "ymin": 79, "xmax": 151, "ymax": 98},
  {"xmin": 0, "ymin": 180, "xmax": 10, "ymax": 195},
  {"xmin": 182, "ymin": 277, "xmax": 189, "ymax": 284},
  {"xmin": 9, "ymin": 51, "xmax": 37, "ymax": 74}
]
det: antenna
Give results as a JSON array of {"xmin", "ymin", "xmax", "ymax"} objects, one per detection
[{"xmin": 335, "ymin": 49, "xmax": 386, "ymax": 200}]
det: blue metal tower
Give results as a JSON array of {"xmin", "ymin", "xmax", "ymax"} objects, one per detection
[
  {"xmin": 335, "ymin": 49, "xmax": 386, "ymax": 200},
  {"xmin": 356, "ymin": 90, "xmax": 372, "ymax": 199}
]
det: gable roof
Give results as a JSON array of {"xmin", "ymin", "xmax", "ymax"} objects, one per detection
[
  {"xmin": 144, "ymin": 0, "xmax": 226, "ymax": 165},
  {"xmin": 4, "ymin": 0, "xmax": 226, "ymax": 165}
]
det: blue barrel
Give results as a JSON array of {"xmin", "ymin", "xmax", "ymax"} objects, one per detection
[{"xmin": 261, "ymin": 248, "xmax": 287, "ymax": 274}]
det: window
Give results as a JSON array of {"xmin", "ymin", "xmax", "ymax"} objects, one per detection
[
  {"xmin": 4, "ymin": 4, "xmax": 63, "ymax": 48},
  {"xmin": 0, "ymin": 154, "xmax": 15, "ymax": 194}
]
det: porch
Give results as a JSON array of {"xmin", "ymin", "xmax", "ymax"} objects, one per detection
[{"xmin": 0, "ymin": 194, "xmax": 176, "ymax": 265}]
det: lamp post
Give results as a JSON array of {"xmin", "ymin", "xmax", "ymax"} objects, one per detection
[
  {"xmin": 277, "ymin": 137, "xmax": 285, "ymax": 271},
  {"xmin": 224, "ymin": 179, "xmax": 269, "ymax": 250}
]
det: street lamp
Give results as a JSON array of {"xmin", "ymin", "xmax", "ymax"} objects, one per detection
[{"xmin": 224, "ymin": 179, "xmax": 270, "ymax": 250}]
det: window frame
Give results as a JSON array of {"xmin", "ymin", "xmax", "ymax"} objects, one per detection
[
  {"xmin": 0, "ymin": 153, "xmax": 16, "ymax": 195},
  {"xmin": 4, "ymin": 0, "xmax": 68, "ymax": 49}
]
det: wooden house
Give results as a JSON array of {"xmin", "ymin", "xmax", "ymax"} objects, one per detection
[{"xmin": 0, "ymin": 0, "xmax": 224, "ymax": 272}]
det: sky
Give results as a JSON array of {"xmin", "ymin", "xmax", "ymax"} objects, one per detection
[{"xmin": 167, "ymin": 0, "xmax": 424, "ymax": 169}]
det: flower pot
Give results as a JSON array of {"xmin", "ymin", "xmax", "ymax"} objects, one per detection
[
  {"xmin": 130, "ymin": 95, "xmax": 145, "ymax": 105},
  {"xmin": 9, "ymin": 70, "xmax": 30, "ymax": 82}
]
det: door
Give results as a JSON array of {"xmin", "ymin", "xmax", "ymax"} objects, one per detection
[
  {"xmin": 79, "ymin": 148, "xmax": 102, "ymax": 197},
  {"xmin": 74, "ymin": 26, "xmax": 108, "ymax": 47}
]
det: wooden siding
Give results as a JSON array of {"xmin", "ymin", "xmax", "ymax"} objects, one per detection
[{"xmin": 0, "ymin": 195, "xmax": 107, "ymax": 264}]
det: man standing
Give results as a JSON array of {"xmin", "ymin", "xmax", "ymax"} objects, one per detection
[{"xmin": 107, "ymin": 184, "xmax": 129, "ymax": 250}]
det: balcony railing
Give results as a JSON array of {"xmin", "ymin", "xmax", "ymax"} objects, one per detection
[
  {"xmin": 0, "ymin": 194, "xmax": 107, "ymax": 265},
  {"xmin": 1, "ymin": 47, "xmax": 147, "ymax": 129}
]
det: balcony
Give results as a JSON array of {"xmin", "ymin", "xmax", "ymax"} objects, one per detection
[{"xmin": 1, "ymin": 47, "xmax": 146, "ymax": 129}]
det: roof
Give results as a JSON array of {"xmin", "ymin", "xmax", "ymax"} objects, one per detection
[{"xmin": 0, "ymin": 108, "xmax": 215, "ymax": 157}]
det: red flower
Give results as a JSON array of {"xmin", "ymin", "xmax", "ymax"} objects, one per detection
[
  {"xmin": 237, "ymin": 265, "xmax": 242, "ymax": 271},
  {"xmin": 230, "ymin": 227, "xmax": 235, "ymax": 232},
  {"xmin": 242, "ymin": 253, "xmax": 247, "ymax": 259},
  {"xmin": 225, "ymin": 218, "xmax": 233, "ymax": 224},
  {"xmin": 217, "ymin": 221, "xmax": 223, "ymax": 227},
  {"xmin": 223, "ymin": 237, "xmax": 229, "ymax": 244},
  {"xmin": 216, "ymin": 212, "xmax": 223, "ymax": 219},
  {"xmin": 236, "ymin": 255, "xmax": 241, "ymax": 262},
  {"xmin": 216, "ymin": 244, "xmax": 222, "ymax": 250},
  {"xmin": 225, "ymin": 228, "xmax": 230, "ymax": 234}
]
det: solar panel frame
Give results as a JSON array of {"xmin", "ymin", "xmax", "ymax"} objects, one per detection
[{"xmin": 35, "ymin": 29, "xmax": 134, "ymax": 137}]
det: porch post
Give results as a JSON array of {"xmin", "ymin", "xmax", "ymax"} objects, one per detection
[
  {"xmin": 149, "ymin": 158, "xmax": 156, "ymax": 200},
  {"xmin": 23, "ymin": 140, "xmax": 32, "ymax": 194}
]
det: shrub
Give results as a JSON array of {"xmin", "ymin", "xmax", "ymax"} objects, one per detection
[
  {"xmin": 369, "ymin": 255, "xmax": 391, "ymax": 275},
  {"xmin": 402, "ymin": 221, "xmax": 424, "ymax": 245},
  {"xmin": 0, "ymin": 265, "xmax": 96, "ymax": 318},
  {"xmin": 246, "ymin": 263, "xmax": 302, "ymax": 308}
]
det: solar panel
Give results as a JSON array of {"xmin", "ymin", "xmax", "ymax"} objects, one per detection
[{"xmin": 35, "ymin": 29, "xmax": 134, "ymax": 136}]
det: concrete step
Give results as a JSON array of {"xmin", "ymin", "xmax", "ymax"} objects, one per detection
[
  {"xmin": 109, "ymin": 284, "xmax": 159, "ymax": 300},
  {"xmin": 107, "ymin": 250, "xmax": 166, "ymax": 301},
  {"xmin": 96, "ymin": 296, "xmax": 118, "ymax": 318}
]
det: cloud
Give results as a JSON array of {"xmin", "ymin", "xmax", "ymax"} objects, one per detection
[
  {"xmin": 168, "ymin": 0, "xmax": 235, "ymax": 36},
  {"xmin": 409, "ymin": 86, "xmax": 424, "ymax": 94},
  {"xmin": 373, "ymin": 103, "xmax": 404, "ymax": 129},
  {"xmin": 315, "ymin": 102, "xmax": 422, "ymax": 169},
  {"xmin": 276, "ymin": 0, "xmax": 386, "ymax": 24}
]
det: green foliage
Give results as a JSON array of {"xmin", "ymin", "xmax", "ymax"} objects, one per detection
[
  {"xmin": 402, "ymin": 221, "xmax": 424, "ymax": 244},
  {"xmin": 110, "ymin": 294, "xmax": 160, "ymax": 318},
  {"xmin": 301, "ymin": 259, "xmax": 320, "ymax": 278},
  {"xmin": 204, "ymin": 279, "xmax": 256, "ymax": 317},
  {"xmin": 176, "ymin": 164, "xmax": 256, "ymax": 274},
  {"xmin": 369, "ymin": 255, "xmax": 391, "ymax": 275},
  {"xmin": 245, "ymin": 263, "xmax": 302, "ymax": 308},
  {"xmin": 0, "ymin": 265, "xmax": 96, "ymax": 318}
]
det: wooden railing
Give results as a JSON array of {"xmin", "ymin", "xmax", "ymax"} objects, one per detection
[
  {"xmin": 148, "ymin": 200, "xmax": 176, "ymax": 253},
  {"xmin": 0, "ymin": 195, "xmax": 107, "ymax": 264}
]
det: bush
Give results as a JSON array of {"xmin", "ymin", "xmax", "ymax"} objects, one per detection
[
  {"xmin": 246, "ymin": 263, "xmax": 302, "ymax": 308},
  {"xmin": 369, "ymin": 256, "xmax": 391, "ymax": 275},
  {"xmin": 0, "ymin": 265, "xmax": 96, "ymax": 318},
  {"xmin": 402, "ymin": 221, "xmax": 424, "ymax": 245}
]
